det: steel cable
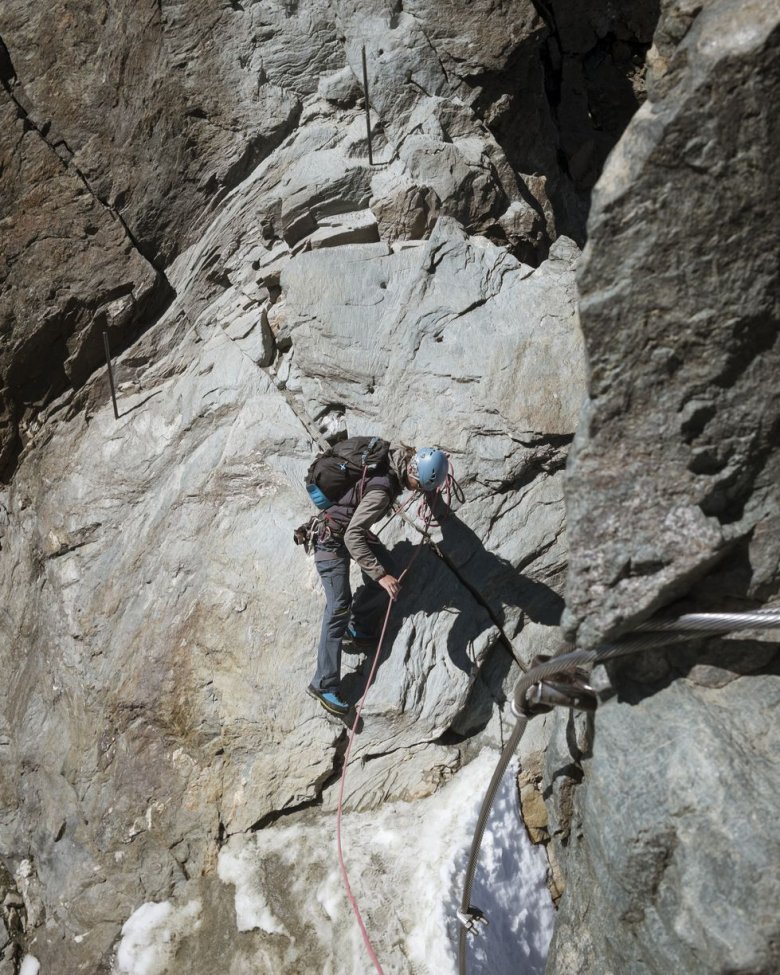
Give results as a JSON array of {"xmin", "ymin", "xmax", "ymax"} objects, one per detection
[
  {"xmin": 635, "ymin": 610, "xmax": 780, "ymax": 632},
  {"xmin": 456, "ymin": 715, "xmax": 527, "ymax": 970},
  {"xmin": 458, "ymin": 609, "xmax": 780, "ymax": 975}
]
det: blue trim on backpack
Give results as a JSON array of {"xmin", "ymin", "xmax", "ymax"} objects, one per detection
[{"xmin": 307, "ymin": 485, "xmax": 333, "ymax": 510}]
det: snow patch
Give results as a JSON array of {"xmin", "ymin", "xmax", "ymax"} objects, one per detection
[
  {"xmin": 217, "ymin": 747, "xmax": 555, "ymax": 974},
  {"xmin": 19, "ymin": 957, "xmax": 40, "ymax": 975},
  {"xmin": 217, "ymin": 843, "xmax": 289, "ymax": 935},
  {"xmin": 113, "ymin": 899, "xmax": 202, "ymax": 975}
]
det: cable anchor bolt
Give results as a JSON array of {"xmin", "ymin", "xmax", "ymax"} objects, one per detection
[{"xmin": 514, "ymin": 658, "xmax": 598, "ymax": 717}]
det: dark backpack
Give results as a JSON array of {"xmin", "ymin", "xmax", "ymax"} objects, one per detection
[{"xmin": 305, "ymin": 436, "xmax": 391, "ymax": 510}]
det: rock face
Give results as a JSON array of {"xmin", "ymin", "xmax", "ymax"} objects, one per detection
[
  {"xmin": 0, "ymin": 0, "xmax": 657, "ymax": 484},
  {"xmin": 565, "ymin": 0, "xmax": 780, "ymax": 647},
  {"xmin": 0, "ymin": 0, "xmax": 300, "ymax": 482},
  {"xmin": 0, "ymin": 54, "xmax": 171, "ymax": 480},
  {"xmin": 0, "ymin": 206, "xmax": 585, "ymax": 969},
  {"xmin": 5, "ymin": 0, "xmax": 776, "ymax": 973},
  {"xmin": 545, "ymin": 649, "xmax": 780, "ymax": 975},
  {"xmin": 0, "ymin": 4, "xmax": 302, "ymax": 266},
  {"xmin": 546, "ymin": 2, "xmax": 780, "ymax": 973}
]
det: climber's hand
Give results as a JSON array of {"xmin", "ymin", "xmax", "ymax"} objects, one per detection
[{"xmin": 379, "ymin": 574, "xmax": 401, "ymax": 601}]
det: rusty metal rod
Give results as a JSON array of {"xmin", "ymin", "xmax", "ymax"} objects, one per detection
[
  {"xmin": 103, "ymin": 330, "xmax": 119, "ymax": 420},
  {"xmin": 361, "ymin": 45, "xmax": 373, "ymax": 166}
]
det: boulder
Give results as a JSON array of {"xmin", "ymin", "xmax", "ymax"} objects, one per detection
[
  {"xmin": 370, "ymin": 162, "xmax": 441, "ymax": 241},
  {"xmin": 401, "ymin": 0, "xmax": 544, "ymax": 74},
  {"xmin": 318, "ymin": 65, "xmax": 362, "ymax": 106}
]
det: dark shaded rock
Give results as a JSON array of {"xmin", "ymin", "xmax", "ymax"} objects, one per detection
[
  {"xmin": 565, "ymin": 0, "xmax": 780, "ymax": 648},
  {"xmin": 0, "ymin": 84, "xmax": 170, "ymax": 480},
  {"xmin": 546, "ymin": 3, "xmax": 780, "ymax": 973},
  {"xmin": 0, "ymin": 1, "xmax": 305, "ymax": 479},
  {"xmin": 0, "ymin": 861, "xmax": 25, "ymax": 973},
  {"xmin": 462, "ymin": 0, "xmax": 660, "ymax": 244},
  {"xmin": 0, "ymin": 2, "xmax": 302, "ymax": 267}
]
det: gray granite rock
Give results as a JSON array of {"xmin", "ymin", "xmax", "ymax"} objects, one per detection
[
  {"xmin": 545, "ymin": 652, "xmax": 780, "ymax": 975},
  {"xmin": 6, "ymin": 3, "xmax": 756, "ymax": 973},
  {"xmin": 0, "ymin": 215, "xmax": 584, "ymax": 970},
  {"xmin": 0, "ymin": 0, "xmax": 656, "ymax": 486},
  {"xmin": 565, "ymin": 0, "xmax": 780, "ymax": 648},
  {"xmin": 318, "ymin": 65, "xmax": 362, "ymax": 106},
  {"xmin": 0, "ymin": 84, "xmax": 170, "ymax": 480},
  {"xmin": 546, "ymin": 3, "xmax": 780, "ymax": 973},
  {"xmin": 0, "ymin": 1, "xmax": 302, "ymax": 265}
]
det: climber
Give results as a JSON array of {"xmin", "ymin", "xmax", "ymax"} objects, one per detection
[{"xmin": 306, "ymin": 444, "xmax": 449, "ymax": 716}]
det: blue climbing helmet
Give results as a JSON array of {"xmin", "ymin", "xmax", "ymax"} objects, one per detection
[{"xmin": 410, "ymin": 447, "xmax": 449, "ymax": 492}]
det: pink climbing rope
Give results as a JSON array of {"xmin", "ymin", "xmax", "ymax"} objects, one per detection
[
  {"xmin": 334, "ymin": 596, "xmax": 393, "ymax": 975},
  {"xmin": 335, "ymin": 504, "xmax": 435, "ymax": 974}
]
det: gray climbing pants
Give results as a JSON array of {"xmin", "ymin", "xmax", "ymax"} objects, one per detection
[{"xmin": 311, "ymin": 542, "xmax": 397, "ymax": 692}]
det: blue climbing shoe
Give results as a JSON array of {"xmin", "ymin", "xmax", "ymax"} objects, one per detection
[
  {"xmin": 343, "ymin": 623, "xmax": 377, "ymax": 650},
  {"xmin": 307, "ymin": 684, "xmax": 350, "ymax": 716}
]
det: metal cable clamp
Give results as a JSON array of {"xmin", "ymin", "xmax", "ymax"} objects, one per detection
[{"xmin": 456, "ymin": 906, "xmax": 489, "ymax": 935}]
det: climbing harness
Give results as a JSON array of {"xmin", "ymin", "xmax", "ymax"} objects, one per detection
[{"xmin": 456, "ymin": 607, "xmax": 780, "ymax": 975}]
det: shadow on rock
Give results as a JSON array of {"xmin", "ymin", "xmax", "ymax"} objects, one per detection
[
  {"xmin": 435, "ymin": 506, "xmax": 565, "ymax": 626},
  {"xmin": 609, "ymin": 638, "xmax": 780, "ymax": 707},
  {"xmin": 341, "ymin": 507, "xmax": 566, "ymax": 732}
]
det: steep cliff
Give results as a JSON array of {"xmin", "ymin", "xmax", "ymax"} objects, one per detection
[
  {"xmin": 1, "ymin": 0, "xmax": 776, "ymax": 973},
  {"xmin": 0, "ymin": 0, "xmax": 657, "ymax": 483}
]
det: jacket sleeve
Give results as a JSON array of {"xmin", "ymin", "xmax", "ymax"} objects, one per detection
[{"xmin": 344, "ymin": 488, "xmax": 393, "ymax": 580}]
